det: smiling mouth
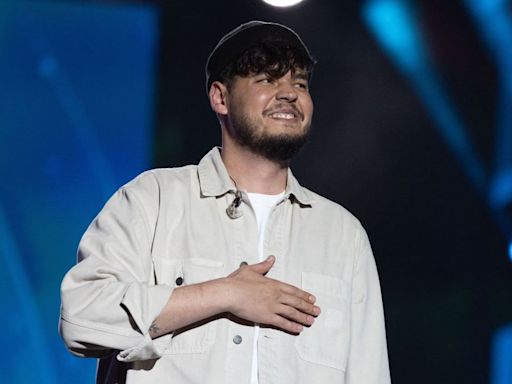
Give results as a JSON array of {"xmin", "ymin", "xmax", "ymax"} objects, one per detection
[
  {"xmin": 265, "ymin": 107, "xmax": 304, "ymax": 121},
  {"xmin": 268, "ymin": 112, "xmax": 297, "ymax": 120}
]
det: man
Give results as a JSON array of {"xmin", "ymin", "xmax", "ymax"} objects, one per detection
[{"xmin": 60, "ymin": 21, "xmax": 391, "ymax": 383}]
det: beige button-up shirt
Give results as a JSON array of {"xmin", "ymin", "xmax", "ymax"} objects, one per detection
[{"xmin": 60, "ymin": 147, "xmax": 391, "ymax": 383}]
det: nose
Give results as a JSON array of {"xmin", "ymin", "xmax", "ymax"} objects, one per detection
[{"xmin": 276, "ymin": 82, "xmax": 298, "ymax": 102}]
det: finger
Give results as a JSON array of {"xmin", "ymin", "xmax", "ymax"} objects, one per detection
[
  {"xmin": 276, "ymin": 304, "xmax": 316, "ymax": 326},
  {"xmin": 268, "ymin": 314, "xmax": 304, "ymax": 334},
  {"xmin": 278, "ymin": 282, "xmax": 316, "ymax": 304},
  {"xmin": 248, "ymin": 255, "xmax": 275, "ymax": 275},
  {"xmin": 280, "ymin": 294, "xmax": 321, "ymax": 317}
]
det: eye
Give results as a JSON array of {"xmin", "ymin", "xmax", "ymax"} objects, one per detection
[
  {"xmin": 256, "ymin": 76, "xmax": 272, "ymax": 84},
  {"xmin": 294, "ymin": 81, "xmax": 309, "ymax": 90}
]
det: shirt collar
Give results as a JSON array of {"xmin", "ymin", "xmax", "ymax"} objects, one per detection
[
  {"xmin": 198, "ymin": 147, "xmax": 315, "ymax": 206},
  {"xmin": 197, "ymin": 147, "xmax": 235, "ymax": 197},
  {"xmin": 285, "ymin": 168, "xmax": 315, "ymax": 206}
]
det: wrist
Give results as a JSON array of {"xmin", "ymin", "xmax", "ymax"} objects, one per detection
[{"xmin": 211, "ymin": 276, "xmax": 234, "ymax": 314}]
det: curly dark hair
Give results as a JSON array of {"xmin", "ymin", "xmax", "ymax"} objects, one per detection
[{"xmin": 217, "ymin": 40, "xmax": 316, "ymax": 89}]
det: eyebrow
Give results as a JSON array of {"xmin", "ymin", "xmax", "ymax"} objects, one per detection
[{"xmin": 293, "ymin": 72, "xmax": 309, "ymax": 81}]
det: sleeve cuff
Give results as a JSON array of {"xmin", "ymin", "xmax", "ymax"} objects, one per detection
[
  {"xmin": 117, "ymin": 333, "xmax": 165, "ymax": 362},
  {"xmin": 118, "ymin": 283, "xmax": 174, "ymax": 362}
]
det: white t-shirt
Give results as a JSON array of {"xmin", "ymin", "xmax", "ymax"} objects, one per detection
[{"xmin": 247, "ymin": 191, "xmax": 285, "ymax": 384}]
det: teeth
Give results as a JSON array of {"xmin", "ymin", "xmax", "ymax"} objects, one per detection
[{"xmin": 269, "ymin": 112, "xmax": 295, "ymax": 119}]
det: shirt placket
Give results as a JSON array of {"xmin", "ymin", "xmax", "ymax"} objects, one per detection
[
  {"xmin": 258, "ymin": 198, "xmax": 287, "ymax": 384},
  {"xmin": 223, "ymin": 191, "xmax": 260, "ymax": 384}
]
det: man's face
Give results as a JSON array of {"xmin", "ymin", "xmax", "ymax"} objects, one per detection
[{"xmin": 224, "ymin": 69, "xmax": 314, "ymax": 162}]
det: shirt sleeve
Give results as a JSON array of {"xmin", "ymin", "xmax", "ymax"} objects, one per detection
[
  {"xmin": 345, "ymin": 226, "xmax": 392, "ymax": 383},
  {"xmin": 59, "ymin": 174, "xmax": 173, "ymax": 362}
]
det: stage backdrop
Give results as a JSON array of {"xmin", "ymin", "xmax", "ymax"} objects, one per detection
[{"xmin": 0, "ymin": 1, "xmax": 159, "ymax": 382}]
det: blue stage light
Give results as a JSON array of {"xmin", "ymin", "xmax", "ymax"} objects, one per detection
[
  {"xmin": 363, "ymin": 0, "xmax": 426, "ymax": 73},
  {"xmin": 465, "ymin": 0, "xmax": 512, "ymax": 210},
  {"xmin": 363, "ymin": 0, "xmax": 487, "ymax": 194},
  {"xmin": 365, "ymin": 3, "xmax": 512, "ymax": 383}
]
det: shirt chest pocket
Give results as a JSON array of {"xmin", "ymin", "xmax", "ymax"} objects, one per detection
[
  {"xmin": 152, "ymin": 257, "xmax": 224, "ymax": 355},
  {"xmin": 295, "ymin": 272, "xmax": 351, "ymax": 371}
]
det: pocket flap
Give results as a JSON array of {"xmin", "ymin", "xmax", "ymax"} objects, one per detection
[
  {"xmin": 301, "ymin": 271, "xmax": 348, "ymax": 301},
  {"xmin": 153, "ymin": 257, "xmax": 223, "ymax": 286}
]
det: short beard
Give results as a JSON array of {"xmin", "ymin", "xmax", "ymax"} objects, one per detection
[{"xmin": 230, "ymin": 112, "xmax": 310, "ymax": 164}]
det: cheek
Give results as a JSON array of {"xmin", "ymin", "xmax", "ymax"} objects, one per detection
[
  {"xmin": 303, "ymin": 97, "xmax": 314, "ymax": 119},
  {"xmin": 241, "ymin": 91, "xmax": 267, "ymax": 108},
  {"xmin": 253, "ymin": 91, "xmax": 272, "ymax": 107},
  {"xmin": 243, "ymin": 96, "xmax": 270, "ymax": 119}
]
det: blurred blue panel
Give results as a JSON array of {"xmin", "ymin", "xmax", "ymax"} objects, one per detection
[
  {"xmin": 0, "ymin": 1, "xmax": 159, "ymax": 382},
  {"xmin": 491, "ymin": 324, "xmax": 512, "ymax": 384}
]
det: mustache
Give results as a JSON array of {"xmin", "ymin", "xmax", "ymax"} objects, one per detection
[{"xmin": 263, "ymin": 104, "xmax": 304, "ymax": 120}]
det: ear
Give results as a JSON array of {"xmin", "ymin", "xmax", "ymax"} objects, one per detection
[{"xmin": 209, "ymin": 81, "xmax": 229, "ymax": 116}]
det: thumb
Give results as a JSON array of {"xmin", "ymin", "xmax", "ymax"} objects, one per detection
[{"xmin": 250, "ymin": 255, "xmax": 275, "ymax": 275}]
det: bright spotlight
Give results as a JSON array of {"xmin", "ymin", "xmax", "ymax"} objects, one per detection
[{"xmin": 262, "ymin": 0, "xmax": 305, "ymax": 7}]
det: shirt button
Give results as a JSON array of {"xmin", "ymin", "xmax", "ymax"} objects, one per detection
[
  {"xmin": 233, "ymin": 335, "xmax": 242, "ymax": 344},
  {"xmin": 239, "ymin": 261, "xmax": 248, "ymax": 267},
  {"xmin": 175, "ymin": 277, "xmax": 184, "ymax": 286}
]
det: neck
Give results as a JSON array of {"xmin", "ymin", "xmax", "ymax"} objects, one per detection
[{"xmin": 221, "ymin": 135, "xmax": 288, "ymax": 195}]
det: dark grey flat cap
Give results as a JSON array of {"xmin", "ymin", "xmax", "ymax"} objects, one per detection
[{"xmin": 205, "ymin": 20, "xmax": 312, "ymax": 93}]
